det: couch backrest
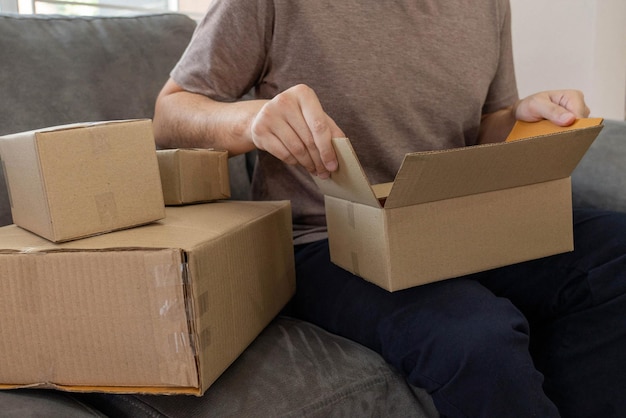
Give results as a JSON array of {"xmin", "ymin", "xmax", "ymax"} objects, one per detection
[
  {"xmin": 0, "ymin": 13, "xmax": 197, "ymax": 226},
  {"xmin": 571, "ymin": 119, "xmax": 626, "ymax": 213}
]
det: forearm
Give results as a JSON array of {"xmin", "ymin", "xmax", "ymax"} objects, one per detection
[
  {"xmin": 153, "ymin": 79, "xmax": 266, "ymax": 156},
  {"xmin": 477, "ymin": 105, "xmax": 516, "ymax": 144}
]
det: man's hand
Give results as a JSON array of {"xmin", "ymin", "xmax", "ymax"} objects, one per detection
[
  {"xmin": 479, "ymin": 89, "xmax": 591, "ymax": 144},
  {"xmin": 513, "ymin": 89, "xmax": 591, "ymax": 126},
  {"xmin": 250, "ymin": 84, "xmax": 344, "ymax": 179}
]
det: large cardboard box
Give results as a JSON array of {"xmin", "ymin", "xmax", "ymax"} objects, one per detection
[
  {"xmin": 0, "ymin": 119, "xmax": 165, "ymax": 242},
  {"xmin": 157, "ymin": 148, "xmax": 231, "ymax": 205},
  {"xmin": 314, "ymin": 119, "xmax": 604, "ymax": 291},
  {"xmin": 0, "ymin": 201, "xmax": 295, "ymax": 395}
]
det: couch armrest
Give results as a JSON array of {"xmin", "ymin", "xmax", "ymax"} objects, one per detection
[{"xmin": 572, "ymin": 119, "xmax": 626, "ymax": 213}]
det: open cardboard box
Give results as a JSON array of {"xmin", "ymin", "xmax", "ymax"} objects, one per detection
[
  {"xmin": 314, "ymin": 118, "xmax": 604, "ymax": 291},
  {"xmin": 0, "ymin": 201, "xmax": 295, "ymax": 395}
]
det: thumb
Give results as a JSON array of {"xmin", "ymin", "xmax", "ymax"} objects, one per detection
[
  {"xmin": 549, "ymin": 106, "xmax": 576, "ymax": 126},
  {"xmin": 516, "ymin": 97, "xmax": 576, "ymax": 126}
]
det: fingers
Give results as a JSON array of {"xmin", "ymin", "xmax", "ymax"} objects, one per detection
[
  {"xmin": 250, "ymin": 84, "xmax": 343, "ymax": 179},
  {"xmin": 514, "ymin": 90, "xmax": 591, "ymax": 127},
  {"xmin": 300, "ymin": 96, "xmax": 341, "ymax": 174},
  {"xmin": 549, "ymin": 90, "xmax": 590, "ymax": 119}
]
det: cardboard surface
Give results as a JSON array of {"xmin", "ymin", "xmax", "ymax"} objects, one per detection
[
  {"xmin": 0, "ymin": 120, "xmax": 165, "ymax": 242},
  {"xmin": 314, "ymin": 119, "xmax": 603, "ymax": 291},
  {"xmin": 157, "ymin": 149, "xmax": 231, "ymax": 205},
  {"xmin": 0, "ymin": 201, "xmax": 295, "ymax": 395},
  {"xmin": 505, "ymin": 117, "xmax": 604, "ymax": 142}
]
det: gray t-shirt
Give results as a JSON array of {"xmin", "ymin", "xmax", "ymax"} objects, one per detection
[{"xmin": 171, "ymin": 0, "xmax": 519, "ymax": 244}]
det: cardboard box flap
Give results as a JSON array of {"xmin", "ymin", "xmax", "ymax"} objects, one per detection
[
  {"xmin": 505, "ymin": 117, "xmax": 604, "ymax": 142},
  {"xmin": 312, "ymin": 137, "xmax": 381, "ymax": 207},
  {"xmin": 385, "ymin": 123, "xmax": 602, "ymax": 208},
  {"xmin": 314, "ymin": 121, "xmax": 602, "ymax": 209}
]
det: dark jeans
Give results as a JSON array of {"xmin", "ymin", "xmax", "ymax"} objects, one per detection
[{"xmin": 291, "ymin": 208, "xmax": 626, "ymax": 418}]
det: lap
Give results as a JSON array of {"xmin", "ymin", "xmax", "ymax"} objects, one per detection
[
  {"xmin": 292, "ymin": 239, "xmax": 528, "ymax": 353},
  {"xmin": 474, "ymin": 208, "xmax": 626, "ymax": 322},
  {"xmin": 293, "ymin": 209, "xmax": 626, "ymax": 342},
  {"xmin": 291, "ymin": 208, "xmax": 626, "ymax": 417}
]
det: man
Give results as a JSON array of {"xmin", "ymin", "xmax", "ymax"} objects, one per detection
[{"xmin": 153, "ymin": 1, "xmax": 626, "ymax": 416}]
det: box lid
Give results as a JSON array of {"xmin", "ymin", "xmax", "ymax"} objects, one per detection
[
  {"xmin": 0, "ymin": 200, "xmax": 288, "ymax": 252},
  {"xmin": 0, "ymin": 119, "xmax": 145, "ymax": 139},
  {"xmin": 314, "ymin": 119, "xmax": 603, "ymax": 209}
]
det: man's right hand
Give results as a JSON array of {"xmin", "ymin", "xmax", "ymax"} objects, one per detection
[{"xmin": 250, "ymin": 84, "xmax": 344, "ymax": 179}]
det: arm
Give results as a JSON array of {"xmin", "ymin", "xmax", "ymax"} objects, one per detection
[
  {"xmin": 478, "ymin": 89, "xmax": 591, "ymax": 144},
  {"xmin": 153, "ymin": 78, "xmax": 264, "ymax": 155},
  {"xmin": 153, "ymin": 79, "xmax": 343, "ymax": 179}
]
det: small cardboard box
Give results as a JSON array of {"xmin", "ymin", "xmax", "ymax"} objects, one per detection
[
  {"xmin": 0, "ymin": 119, "xmax": 165, "ymax": 242},
  {"xmin": 157, "ymin": 148, "xmax": 231, "ymax": 205},
  {"xmin": 314, "ymin": 119, "xmax": 604, "ymax": 292},
  {"xmin": 0, "ymin": 200, "xmax": 295, "ymax": 395}
]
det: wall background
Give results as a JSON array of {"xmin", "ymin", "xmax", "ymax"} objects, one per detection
[{"xmin": 510, "ymin": 0, "xmax": 626, "ymax": 120}]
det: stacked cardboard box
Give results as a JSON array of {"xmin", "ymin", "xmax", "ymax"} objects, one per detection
[
  {"xmin": 0, "ymin": 119, "xmax": 165, "ymax": 242},
  {"xmin": 157, "ymin": 148, "xmax": 231, "ymax": 205},
  {"xmin": 0, "ymin": 120, "xmax": 295, "ymax": 395}
]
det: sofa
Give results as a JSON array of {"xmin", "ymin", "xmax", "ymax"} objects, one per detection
[{"xmin": 0, "ymin": 12, "xmax": 624, "ymax": 418}]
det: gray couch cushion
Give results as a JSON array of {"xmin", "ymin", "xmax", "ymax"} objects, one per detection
[
  {"xmin": 0, "ymin": 389, "xmax": 106, "ymax": 417},
  {"xmin": 0, "ymin": 13, "xmax": 196, "ymax": 135},
  {"xmin": 78, "ymin": 316, "xmax": 438, "ymax": 418},
  {"xmin": 0, "ymin": 13, "xmax": 198, "ymax": 227},
  {"xmin": 572, "ymin": 119, "xmax": 626, "ymax": 213}
]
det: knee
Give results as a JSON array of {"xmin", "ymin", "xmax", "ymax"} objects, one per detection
[
  {"xmin": 449, "ymin": 301, "xmax": 530, "ymax": 366},
  {"xmin": 379, "ymin": 297, "xmax": 531, "ymax": 386}
]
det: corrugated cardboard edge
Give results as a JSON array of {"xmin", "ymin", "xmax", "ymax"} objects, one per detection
[
  {"xmin": 505, "ymin": 117, "xmax": 604, "ymax": 142},
  {"xmin": 0, "ymin": 383, "xmax": 201, "ymax": 396}
]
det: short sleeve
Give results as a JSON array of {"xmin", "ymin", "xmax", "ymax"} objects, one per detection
[
  {"xmin": 170, "ymin": 0, "xmax": 274, "ymax": 101},
  {"xmin": 482, "ymin": 0, "xmax": 519, "ymax": 115}
]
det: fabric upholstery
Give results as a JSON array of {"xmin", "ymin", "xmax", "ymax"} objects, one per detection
[
  {"xmin": 572, "ymin": 119, "xmax": 626, "ymax": 213},
  {"xmin": 78, "ymin": 317, "xmax": 438, "ymax": 418},
  {"xmin": 0, "ymin": 389, "xmax": 106, "ymax": 417},
  {"xmin": 0, "ymin": 13, "xmax": 195, "ymax": 134}
]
